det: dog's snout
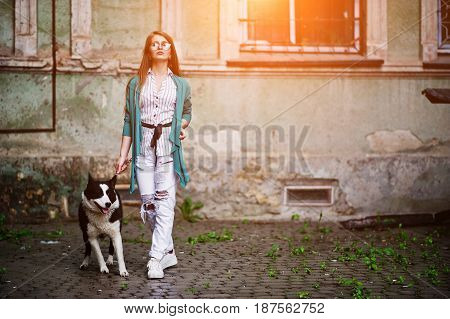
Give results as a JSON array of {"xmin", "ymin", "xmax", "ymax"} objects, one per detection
[{"xmin": 105, "ymin": 202, "xmax": 111, "ymax": 208}]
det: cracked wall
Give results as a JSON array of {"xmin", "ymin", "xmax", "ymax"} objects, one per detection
[{"xmin": 1, "ymin": 0, "xmax": 450, "ymax": 221}]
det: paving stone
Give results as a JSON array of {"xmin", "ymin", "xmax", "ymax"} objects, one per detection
[{"xmin": 0, "ymin": 214, "xmax": 449, "ymax": 298}]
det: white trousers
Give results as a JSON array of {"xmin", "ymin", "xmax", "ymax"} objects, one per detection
[{"xmin": 135, "ymin": 149, "xmax": 178, "ymax": 260}]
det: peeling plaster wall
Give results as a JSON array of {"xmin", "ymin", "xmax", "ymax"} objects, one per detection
[
  {"xmin": 180, "ymin": 0, "xmax": 219, "ymax": 60},
  {"xmin": 2, "ymin": 76, "xmax": 449, "ymax": 157},
  {"xmin": 0, "ymin": 0, "xmax": 14, "ymax": 56},
  {"xmin": 1, "ymin": 0, "xmax": 450, "ymax": 221},
  {"xmin": 387, "ymin": 0, "xmax": 421, "ymax": 64},
  {"xmin": 91, "ymin": 0, "xmax": 160, "ymax": 60},
  {"xmin": 1, "ymin": 75, "xmax": 450, "ymax": 220}
]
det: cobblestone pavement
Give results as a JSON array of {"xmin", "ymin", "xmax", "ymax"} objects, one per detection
[{"xmin": 1, "ymin": 206, "xmax": 449, "ymax": 299}]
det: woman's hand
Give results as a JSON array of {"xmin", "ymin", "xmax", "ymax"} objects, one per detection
[
  {"xmin": 179, "ymin": 128, "xmax": 187, "ymax": 140},
  {"xmin": 116, "ymin": 136, "xmax": 132, "ymax": 174},
  {"xmin": 115, "ymin": 155, "xmax": 130, "ymax": 175}
]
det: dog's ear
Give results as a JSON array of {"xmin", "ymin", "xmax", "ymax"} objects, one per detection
[
  {"xmin": 110, "ymin": 174, "xmax": 117, "ymax": 187},
  {"xmin": 88, "ymin": 172, "xmax": 94, "ymax": 184}
]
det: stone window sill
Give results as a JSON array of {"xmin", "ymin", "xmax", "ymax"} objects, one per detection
[
  {"xmin": 423, "ymin": 55, "xmax": 450, "ymax": 69},
  {"xmin": 226, "ymin": 53, "xmax": 384, "ymax": 68}
]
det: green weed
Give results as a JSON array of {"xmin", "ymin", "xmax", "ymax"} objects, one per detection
[
  {"xmin": 291, "ymin": 266, "xmax": 300, "ymax": 274},
  {"xmin": 333, "ymin": 241, "xmax": 342, "ymax": 252},
  {"xmin": 176, "ymin": 196, "xmax": 203, "ymax": 223},
  {"xmin": 186, "ymin": 287, "xmax": 197, "ymax": 294},
  {"xmin": 266, "ymin": 244, "xmax": 280, "ymax": 261},
  {"xmin": 337, "ymin": 246, "xmax": 358, "ymax": 262},
  {"xmin": 0, "ymin": 214, "xmax": 33, "ymax": 242},
  {"xmin": 124, "ymin": 233, "xmax": 151, "ymax": 244},
  {"xmin": 0, "ymin": 228, "xmax": 33, "ymax": 242},
  {"xmin": 187, "ymin": 228, "xmax": 233, "ymax": 245},
  {"xmin": 363, "ymin": 255, "xmax": 378, "ymax": 271},
  {"xmin": 424, "ymin": 265, "xmax": 440, "ymax": 285},
  {"xmin": 304, "ymin": 265, "xmax": 312, "ymax": 275},
  {"xmin": 120, "ymin": 282, "xmax": 128, "ymax": 290},
  {"xmin": 424, "ymin": 235, "xmax": 434, "ymax": 246},
  {"xmin": 383, "ymin": 247, "xmax": 395, "ymax": 257},
  {"xmin": 297, "ymin": 291, "xmax": 310, "ymax": 299},
  {"xmin": 42, "ymin": 229, "xmax": 64, "ymax": 238},
  {"xmin": 338, "ymin": 277, "xmax": 371, "ymax": 299},
  {"xmin": 443, "ymin": 265, "xmax": 449, "ymax": 274},
  {"xmin": 291, "ymin": 246, "xmax": 305, "ymax": 256},
  {"xmin": 0, "ymin": 266, "xmax": 6, "ymax": 280},
  {"xmin": 298, "ymin": 221, "xmax": 309, "ymax": 234},
  {"xmin": 319, "ymin": 226, "xmax": 332, "ymax": 235},
  {"xmin": 267, "ymin": 265, "xmax": 278, "ymax": 278}
]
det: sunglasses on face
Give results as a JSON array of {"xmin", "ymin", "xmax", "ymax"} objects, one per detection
[{"xmin": 150, "ymin": 41, "xmax": 171, "ymax": 51}]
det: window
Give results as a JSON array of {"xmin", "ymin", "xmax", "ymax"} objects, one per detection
[
  {"xmin": 438, "ymin": 0, "xmax": 450, "ymax": 52},
  {"xmin": 240, "ymin": 0, "xmax": 362, "ymax": 53},
  {"xmin": 422, "ymin": 0, "xmax": 450, "ymax": 68}
]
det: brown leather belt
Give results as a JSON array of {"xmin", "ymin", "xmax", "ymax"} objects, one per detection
[{"xmin": 141, "ymin": 121, "xmax": 172, "ymax": 151}]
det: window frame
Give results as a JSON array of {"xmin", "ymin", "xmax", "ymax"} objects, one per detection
[
  {"xmin": 162, "ymin": 0, "xmax": 388, "ymax": 68},
  {"xmin": 218, "ymin": 0, "xmax": 387, "ymax": 68},
  {"xmin": 437, "ymin": 0, "xmax": 450, "ymax": 53},
  {"xmin": 422, "ymin": 0, "xmax": 450, "ymax": 68},
  {"xmin": 239, "ymin": 0, "xmax": 363, "ymax": 54}
]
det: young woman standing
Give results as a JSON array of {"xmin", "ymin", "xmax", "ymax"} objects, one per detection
[{"xmin": 115, "ymin": 31, "xmax": 192, "ymax": 279}]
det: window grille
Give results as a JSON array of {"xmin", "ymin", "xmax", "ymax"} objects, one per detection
[
  {"xmin": 438, "ymin": 0, "xmax": 450, "ymax": 51},
  {"xmin": 239, "ymin": 0, "xmax": 362, "ymax": 54}
]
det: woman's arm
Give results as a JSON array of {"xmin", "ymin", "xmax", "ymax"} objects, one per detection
[
  {"xmin": 116, "ymin": 135, "xmax": 132, "ymax": 174},
  {"xmin": 180, "ymin": 83, "xmax": 192, "ymax": 140},
  {"xmin": 181, "ymin": 82, "xmax": 192, "ymax": 127},
  {"xmin": 119, "ymin": 136, "xmax": 132, "ymax": 159},
  {"xmin": 116, "ymin": 78, "xmax": 133, "ymax": 174},
  {"xmin": 115, "ymin": 135, "xmax": 132, "ymax": 174}
]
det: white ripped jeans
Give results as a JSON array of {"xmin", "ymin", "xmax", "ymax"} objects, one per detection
[{"xmin": 135, "ymin": 149, "xmax": 178, "ymax": 260}]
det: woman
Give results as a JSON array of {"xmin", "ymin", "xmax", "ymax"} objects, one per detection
[{"xmin": 115, "ymin": 31, "xmax": 192, "ymax": 279}]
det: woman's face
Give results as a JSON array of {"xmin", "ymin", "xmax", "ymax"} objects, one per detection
[{"xmin": 149, "ymin": 34, "xmax": 172, "ymax": 62}]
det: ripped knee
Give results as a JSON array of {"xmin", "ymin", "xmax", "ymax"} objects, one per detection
[
  {"xmin": 141, "ymin": 193, "xmax": 157, "ymax": 211},
  {"xmin": 154, "ymin": 190, "xmax": 169, "ymax": 201},
  {"xmin": 144, "ymin": 202, "xmax": 156, "ymax": 211}
]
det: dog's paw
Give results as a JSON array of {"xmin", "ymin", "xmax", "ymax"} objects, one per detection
[
  {"xmin": 100, "ymin": 265, "xmax": 109, "ymax": 274},
  {"xmin": 106, "ymin": 255, "xmax": 114, "ymax": 266},
  {"xmin": 79, "ymin": 257, "xmax": 89, "ymax": 270},
  {"xmin": 79, "ymin": 263, "xmax": 88, "ymax": 270},
  {"xmin": 120, "ymin": 269, "xmax": 129, "ymax": 277}
]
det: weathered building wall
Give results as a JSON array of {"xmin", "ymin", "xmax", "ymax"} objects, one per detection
[
  {"xmin": 1, "ymin": 0, "xmax": 449, "ymax": 222},
  {"xmin": 387, "ymin": 0, "xmax": 421, "ymax": 63}
]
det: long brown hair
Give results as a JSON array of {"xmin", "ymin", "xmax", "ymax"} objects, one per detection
[{"xmin": 137, "ymin": 31, "xmax": 181, "ymax": 89}]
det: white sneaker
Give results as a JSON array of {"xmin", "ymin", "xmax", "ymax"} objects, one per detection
[
  {"xmin": 160, "ymin": 249, "xmax": 178, "ymax": 270},
  {"xmin": 147, "ymin": 257, "xmax": 164, "ymax": 279}
]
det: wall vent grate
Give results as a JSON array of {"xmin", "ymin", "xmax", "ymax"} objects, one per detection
[{"xmin": 284, "ymin": 185, "xmax": 334, "ymax": 206}]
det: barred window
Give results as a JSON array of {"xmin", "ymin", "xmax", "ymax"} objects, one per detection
[
  {"xmin": 240, "ymin": 0, "xmax": 362, "ymax": 53},
  {"xmin": 438, "ymin": 0, "xmax": 450, "ymax": 51}
]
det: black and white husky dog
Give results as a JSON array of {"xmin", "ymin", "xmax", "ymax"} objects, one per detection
[{"xmin": 78, "ymin": 173, "xmax": 128, "ymax": 277}]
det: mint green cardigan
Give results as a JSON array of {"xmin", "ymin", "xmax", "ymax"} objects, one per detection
[{"xmin": 122, "ymin": 74, "xmax": 192, "ymax": 193}]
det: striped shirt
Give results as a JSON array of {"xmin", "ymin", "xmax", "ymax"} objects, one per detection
[{"xmin": 140, "ymin": 67, "xmax": 177, "ymax": 157}]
